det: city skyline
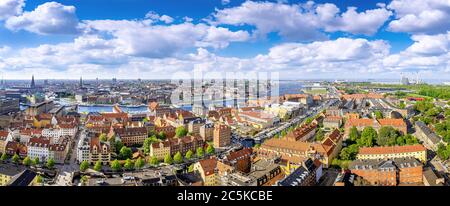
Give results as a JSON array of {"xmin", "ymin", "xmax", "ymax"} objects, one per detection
[{"xmin": 0, "ymin": 0, "xmax": 450, "ymax": 80}]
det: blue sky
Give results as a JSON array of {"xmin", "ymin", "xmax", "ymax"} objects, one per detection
[{"xmin": 0, "ymin": 0, "xmax": 449, "ymax": 80}]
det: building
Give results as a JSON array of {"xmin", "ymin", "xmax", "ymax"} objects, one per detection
[
  {"xmin": 323, "ymin": 116, "xmax": 343, "ymax": 129},
  {"xmin": 238, "ymin": 110, "xmax": 280, "ymax": 129},
  {"xmin": 150, "ymin": 141, "xmax": 171, "ymax": 160},
  {"xmin": 110, "ymin": 127, "xmax": 148, "ymax": 146},
  {"xmin": 25, "ymin": 100, "xmax": 55, "ymax": 116},
  {"xmin": 357, "ymin": 144, "xmax": 427, "ymax": 163},
  {"xmin": 0, "ymin": 130, "xmax": 8, "ymax": 154},
  {"xmin": 349, "ymin": 157, "xmax": 423, "ymax": 186},
  {"xmin": 223, "ymin": 148, "xmax": 253, "ymax": 173},
  {"xmin": 422, "ymin": 167, "xmax": 444, "ymax": 186},
  {"xmin": 0, "ymin": 97, "xmax": 19, "ymax": 115},
  {"xmin": 415, "ymin": 121, "xmax": 442, "ymax": 150},
  {"xmin": 199, "ymin": 123, "xmax": 214, "ymax": 141},
  {"xmin": 169, "ymin": 135, "xmax": 205, "ymax": 156},
  {"xmin": 283, "ymin": 94, "xmax": 313, "ymax": 106},
  {"xmin": 213, "ymin": 124, "xmax": 231, "ymax": 148},
  {"xmin": 277, "ymin": 159, "xmax": 318, "ymax": 186},
  {"xmin": 6, "ymin": 169, "xmax": 38, "ymax": 186},
  {"xmin": 248, "ymin": 159, "xmax": 283, "ymax": 186},
  {"xmin": 285, "ymin": 123, "xmax": 317, "ymax": 142},
  {"xmin": 77, "ymin": 133, "xmax": 90, "ymax": 164},
  {"xmin": 188, "ymin": 118, "xmax": 205, "ymax": 136},
  {"xmin": 0, "ymin": 164, "xmax": 27, "ymax": 186},
  {"xmin": 257, "ymin": 129, "xmax": 343, "ymax": 168},
  {"xmin": 5, "ymin": 141, "xmax": 27, "ymax": 158},
  {"xmin": 27, "ymin": 137, "xmax": 51, "ymax": 162},
  {"xmin": 193, "ymin": 158, "xmax": 219, "ymax": 186},
  {"xmin": 89, "ymin": 137, "xmax": 111, "ymax": 165},
  {"xmin": 345, "ymin": 118, "xmax": 407, "ymax": 135}
]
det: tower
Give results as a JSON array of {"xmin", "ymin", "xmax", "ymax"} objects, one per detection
[
  {"xmin": 31, "ymin": 75, "xmax": 35, "ymax": 89},
  {"xmin": 79, "ymin": 76, "xmax": 83, "ymax": 88}
]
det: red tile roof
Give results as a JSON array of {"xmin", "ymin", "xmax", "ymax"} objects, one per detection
[{"xmin": 358, "ymin": 144, "xmax": 426, "ymax": 155}]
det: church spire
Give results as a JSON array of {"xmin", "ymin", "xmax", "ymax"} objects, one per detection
[{"xmin": 31, "ymin": 75, "xmax": 35, "ymax": 88}]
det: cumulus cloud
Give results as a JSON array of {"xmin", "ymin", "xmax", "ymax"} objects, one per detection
[
  {"xmin": 212, "ymin": 1, "xmax": 391, "ymax": 41},
  {"xmin": 383, "ymin": 32, "xmax": 450, "ymax": 71},
  {"xmin": 0, "ymin": 0, "xmax": 24, "ymax": 20},
  {"xmin": 5, "ymin": 2, "xmax": 81, "ymax": 35},
  {"xmin": 387, "ymin": 0, "xmax": 450, "ymax": 34},
  {"xmin": 85, "ymin": 20, "xmax": 249, "ymax": 57},
  {"xmin": 145, "ymin": 11, "xmax": 174, "ymax": 24}
]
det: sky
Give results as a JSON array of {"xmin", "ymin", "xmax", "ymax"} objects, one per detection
[{"xmin": 0, "ymin": 0, "xmax": 449, "ymax": 80}]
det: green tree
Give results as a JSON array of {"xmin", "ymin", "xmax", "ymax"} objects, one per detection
[
  {"xmin": 94, "ymin": 160, "xmax": 102, "ymax": 171},
  {"xmin": 281, "ymin": 130, "xmax": 287, "ymax": 137},
  {"xmin": 176, "ymin": 126, "xmax": 188, "ymax": 137},
  {"xmin": 305, "ymin": 118, "xmax": 313, "ymax": 124},
  {"xmin": 174, "ymin": 152, "xmax": 183, "ymax": 164},
  {"xmin": 80, "ymin": 175, "xmax": 88, "ymax": 186},
  {"xmin": 114, "ymin": 140, "xmax": 124, "ymax": 154},
  {"xmin": 135, "ymin": 157, "xmax": 145, "ymax": 169},
  {"xmin": 164, "ymin": 154, "xmax": 173, "ymax": 164},
  {"xmin": 12, "ymin": 154, "xmax": 19, "ymax": 163},
  {"xmin": 124, "ymin": 158, "xmax": 134, "ymax": 170},
  {"xmin": 188, "ymin": 164, "xmax": 194, "ymax": 172},
  {"xmin": 373, "ymin": 110, "xmax": 383, "ymax": 119},
  {"xmin": 206, "ymin": 144, "xmax": 215, "ymax": 155},
  {"xmin": 22, "ymin": 156, "xmax": 32, "ymax": 166},
  {"xmin": 358, "ymin": 127, "xmax": 377, "ymax": 147},
  {"xmin": 99, "ymin": 133, "xmax": 107, "ymax": 142},
  {"xmin": 158, "ymin": 131, "xmax": 166, "ymax": 140},
  {"xmin": 32, "ymin": 157, "xmax": 39, "ymax": 166},
  {"xmin": 377, "ymin": 126, "xmax": 398, "ymax": 146},
  {"xmin": 143, "ymin": 137, "xmax": 155, "ymax": 155},
  {"xmin": 437, "ymin": 143, "xmax": 449, "ymax": 160},
  {"xmin": 349, "ymin": 126, "xmax": 360, "ymax": 142},
  {"xmin": 196, "ymin": 147, "xmax": 204, "ymax": 158},
  {"xmin": 0, "ymin": 153, "xmax": 7, "ymax": 161},
  {"xmin": 273, "ymin": 134, "xmax": 279, "ymax": 139},
  {"xmin": 46, "ymin": 158, "xmax": 55, "ymax": 169},
  {"xmin": 150, "ymin": 156, "xmax": 159, "ymax": 166},
  {"xmin": 119, "ymin": 146, "xmax": 132, "ymax": 160},
  {"xmin": 36, "ymin": 175, "xmax": 43, "ymax": 184},
  {"xmin": 185, "ymin": 150, "xmax": 193, "ymax": 160},
  {"xmin": 315, "ymin": 129, "xmax": 325, "ymax": 142},
  {"xmin": 111, "ymin": 159, "xmax": 122, "ymax": 171},
  {"xmin": 80, "ymin": 160, "xmax": 90, "ymax": 172}
]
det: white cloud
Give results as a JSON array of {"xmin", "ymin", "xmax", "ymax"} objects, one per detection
[
  {"xmin": 145, "ymin": 11, "xmax": 174, "ymax": 24},
  {"xmin": 5, "ymin": 2, "xmax": 81, "ymax": 35},
  {"xmin": 0, "ymin": 0, "xmax": 24, "ymax": 20},
  {"xmin": 222, "ymin": 0, "xmax": 231, "ymax": 5},
  {"xmin": 85, "ymin": 20, "xmax": 249, "ymax": 57},
  {"xmin": 212, "ymin": 1, "xmax": 391, "ymax": 40},
  {"xmin": 387, "ymin": 0, "xmax": 450, "ymax": 34},
  {"xmin": 317, "ymin": 4, "xmax": 392, "ymax": 35},
  {"xmin": 383, "ymin": 32, "xmax": 450, "ymax": 71}
]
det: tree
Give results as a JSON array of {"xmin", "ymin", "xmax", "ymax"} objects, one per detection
[
  {"xmin": 36, "ymin": 175, "xmax": 43, "ymax": 184},
  {"xmin": 196, "ymin": 147, "xmax": 204, "ymax": 158},
  {"xmin": 358, "ymin": 127, "xmax": 377, "ymax": 147},
  {"xmin": 135, "ymin": 157, "xmax": 145, "ymax": 169},
  {"xmin": 80, "ymin": 175, "xmax": 88, "ymax": 186},
  {"xmin": 12, "ymin": 154, "xmax": 19, "ymax": 163},
  {"xmin": 46, "ymin": 158, "xmax": 55, "ymax": 169},
  {"xmin": 373, "ymin": 110, "xmax": 383, "ymax": 119},
  {"xmin": 206, "ymin": 144, "xmax": 215, "ymax": 155},
  {"xmin": 305, "ymin": 118, "xmax": 313, "ymax": 124},
  {"xmin": 158, "ymin": 131, "xmax": 166, "ymax": 140},
  {"xmin": 164, "ymin": 154, "xmax": 173, "ymax": 164},
  {"xmin": 185, "ymin": 150, "xmax": 193, "ymax": 160},
  {"xmin": 80, "ymin": 160, "xmax": 90, "ymax": 172},
  {"xmin": 1, "ymin": 153, "xmax": 8, "ymax": 161},
  {"xmin": 119, "ymin": 146, "xmax": 132, "ymax": 160},
  {"xmin": 23, "ymin": 156, "xmax": 32, "ymax": 166},
  {"xmin": 111, "ymin": 159, "xmax": 122, "ymax": 171},
  {"xmin": 176, "ymin": 126, "xmax": 188, "ymax": 137},
  {"xmin": 315, "ymin": 129, "xmax": 325, "ymax": 142},
  {"xmin": 273, "ymin": 134, "xmax": 279, "ymax": 139},
  {"xmin": 94, "ymin": 160, "xmax": 102, "ymax": 171},
  {"xmin": 188, "ymin": 164, "xmax": 194, "ymax": 172},
  {"xmin": 32, "ymin": 157, "xmax": 40, "ymax": 166},
  {"xmin": 349, "ymin": 126, "xmax": 360, "ymax": 142},
  {"xmin": 281, "ymin": 130, "xmax": 287, "ymax": 137},
  {"xmin": 174, "ymin": 152, "xmax": 183, "ymax": 164},
  {"xmin": 143, "ymin": 137, "xmax": 153, "ymax": 155},
  {"xmin": 114, "ymin": 141, "xmax": 124, "ymax": 154},
  {"xmin": 377, "ymin": 126, "xmax": 398, "ymax": 146},
  {"xmin": 99, "ymin": 133, "xmax": 107, "ymax": 142},
  {"xmin": 150, "ymin": 156, "xmax": 159, "ymax": 166},
  {"xmin": 124, "ymin": 158, "xmax": 134, "ymax": 170}
]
